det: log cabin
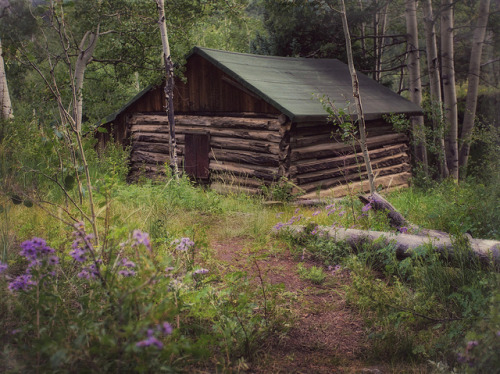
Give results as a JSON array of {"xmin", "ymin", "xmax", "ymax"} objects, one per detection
[{"xmin": 97, "ymin": 47, "xmax": 422, "ymax": 199}]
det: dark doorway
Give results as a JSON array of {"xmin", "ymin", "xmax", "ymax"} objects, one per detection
[{"xmin": 184, "ymin": 132, "xmax": 210, "ymax": 180}]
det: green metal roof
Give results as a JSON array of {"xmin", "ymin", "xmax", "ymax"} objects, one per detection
[
  {"xmin": 101, "ymin": 47, "xmax": 422, "ymax": 126},
  {"xmin": 192, "ymin": 47, "xmax": 422, "ymax": 122}
]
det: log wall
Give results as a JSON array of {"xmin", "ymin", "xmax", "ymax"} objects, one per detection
[
  {"xmin": 288, "ymin": 119, "xmax": 411, "ymax": 199},
  {"xmin": 127, "ymin": 113, "xmax": 287, "ymax": 191},
  {"xmin": 122, "ymin": 113, "xmax": 410, "ymax": 198}
]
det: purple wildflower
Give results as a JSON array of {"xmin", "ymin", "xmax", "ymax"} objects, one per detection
[
  {"xmin": 193, "ymin": 268, "xmax": 209, "ymax": 275},
  {"xmin": 312, "ymin": 210, "xmax": 321, "ymax": 217},
  {"xmin": 0, "ymin": 261, "xmax": 7, "ymax": 274},
  {"xmin": 295, "ymin": 208, "xmax": 300, "ymax": 214},
  {"xmin": 70, "ymin": 248, "xmax": 87, "ymax": 263},
  {"xmin": 160, "ymin": 322, "xmax": 173, "ymax": 335},
  {"xmin": 48, "ymin": 256, "xmax": 60, "ymax": 265},
  {"xmin": 175, "ymin": 237, "xmax": 194, "ymax": 251},
  {"xmin": 132, "ymin": 230, "xmax": 151, "ymax": 251},
  {"xmin": 273, "ymin": 222, "xmax": 285, "ymax": 231},
  {"xmin": 457, "ymin": 353, "xmax": 467, "ymax": 364},
  {"xmin": 136, "ymin": 336, "xmax": 164, "ymax": 349},
  {"xmin": 165, "ymin": 266, "xmax": 174, "ymax": 273},
  {"xmin": 118, "ymin": 269, "xmax": 136, "ymax": 277},
  {"xmin": 121, "ymin": 258, "xmax": 136, "ymax": 268},
  {"xmin": 276, "ymin": 212, "xmax": 283, "ymax": 218},
  {"xmin": 362, "ymin": 203, "xmax": 372, "ymax": 212},
  {"xmin": 496, "ymin": 330, "xmax": 500, "ymax": 337},
  {"xmin": 338, "ymin": 211, "xmax": 345, "ymax": 217},
  {"xmin": 466, "ymin": 341, "xmax": 479, "ymax": 351},
  {"xmin": 8, "ymin": 274, "xmax": 36, "ymax": 292},
  {"xmin": 398, "ymin": 226, "xmax": 408, "ymax": 234},
  {"xmin": 311, "ymin": 226, "xmax": 319, "ymax": 235}
]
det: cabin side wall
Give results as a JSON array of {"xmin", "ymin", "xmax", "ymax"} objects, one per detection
[{"xmin": 289, "ymin": 119, "xmax": 411, "ymax": 198}]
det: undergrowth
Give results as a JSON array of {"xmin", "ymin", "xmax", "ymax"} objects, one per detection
[{"xmin": 277, "ymin": 186, "xmax": 500, "ymax": 372}]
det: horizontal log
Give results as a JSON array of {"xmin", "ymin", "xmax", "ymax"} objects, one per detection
[
  {"xmin": 210, "ymin": 148, "xmax": 279, "ymax": 167},
  {"xmin": 132, "ymin": 141, "xmax": 170, "ymax": 154},
  {"xmin": 297, "ymin": 163, "xmax": 411, "ymax": 194},
  {"xmin": 176, "ymin": 126, "xmax": 281, "ymax": 143},
  {"xmin": 290, "ymin": 133, "xmax": 408, "ymax": 162},
  {"xmin": 290, "ymin": 143, "xmax": 408, "ymax": 176},
  {"xmin": 283, "ymin": 226, "xmax": 500, "ymax": 268},
  {"xmin": 210, "ymin": 136, "xmax": 280, "ymax": 154},
  {"xmin": 130, "ymin": 150, "xmax": 169, "ymax": 164},
  {"xmin": 299, "ymin": 172, "xmax": 411, "ymax": 199},
  {"xmin": 294, "ymin": 153, "xmax": 409, "ymax": 185},
  {"xmin": 210, "ymin": 161, "xmax": 280, "ymax": 181},
  {"xmin": 128, "ymin": 114, "xmax": 282, "ymax": 131}
]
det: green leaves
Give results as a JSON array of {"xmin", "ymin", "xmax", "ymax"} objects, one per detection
[{"xmin": 64, "ymin": 174, "xmax": 76, "ymax": 191}]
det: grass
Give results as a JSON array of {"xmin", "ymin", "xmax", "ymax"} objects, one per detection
[{"xmin": 2, "ymin": 135, "xmax": 500, "ymax": 372}]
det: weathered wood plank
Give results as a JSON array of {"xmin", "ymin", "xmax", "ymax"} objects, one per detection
[
  {"xmin": 299, "ymin": 171, "xmax": 411, "ymax": 199},
  {"xmin": 294, "ymin": 152, "xmax": 409, "ymax": 184},
  {"xmin": 210, "ymin": 161, "xmax": 279, "ymax": 181},
  {"xmin": 290, "ymin": 143, "xmax": 408, "ymax": 176},
  {"xmin": 297, "ymin": 163, "xmax": 411, "ymax": 193},
  {"xmin": 290, "ymin": 133, "xmax": 408, "ymax": 162},
  {"xmin": 210, "ymin": 148, "xmax": 279, "ymax": 167},
  {"xmin": 128, "ymin": 114, "xmax": 281, "ymax": 131}
]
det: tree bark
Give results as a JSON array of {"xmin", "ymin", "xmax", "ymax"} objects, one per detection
[
  {"xmin": 155, "ymin": 0, "xmax": 180, "ymax": 180},
  {"xmin": 405, "ymin": 0, "xmax": 428, "ymax": 172},
  {"xmin": 441, "ymin": 0, "xmax": 459, "ymax": 179},
  {"xmin": 0, "ymin": 36, "xmax": 13, "ymax": 119},
  {"xmin": 284, "ymin": 225, "xmax": 500, "ymax": 268},
  {"xmin": 74, "ymin": 28, "xmax": 99, "ymax": 132},
  {"xmin": 422, "ymin": 0, "xmax": 448, "ymax": 178},
  {"xmin": 458, "ymin": 0, "xmax": 491, "ymax": 178},
  {"xmin": 338, "ymin": 0, "xmax": 375, "ymax": 195}
]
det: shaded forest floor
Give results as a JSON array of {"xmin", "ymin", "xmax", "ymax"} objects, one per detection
[{"xmin": 211, "ymin": 237, "xmax": 423, "ymax": 373}]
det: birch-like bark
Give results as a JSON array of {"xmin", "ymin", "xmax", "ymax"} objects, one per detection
[
  {"xmin": 441, "ymin": 0, "xmax": 459, "ymax": 179},
  {"xmin": 405, "ymin": 0, "xmax": 428, "ymax": 172},
  {"xmin": 458, "ymin": 0, "xmax": 491, "ymax": 177},
  {"xmin": 423, "ymin": 0, "xmax": 448, "ymax": 178},
  {"xmin": 375, "ymin": 1, "xmax": 389, "ymax": 83},
  {"xmin": 155, "ymin": 0, "xmax": 180, "ymax": 180},
  {"xmin": 339, "ymin": 0, "xmax": 375, "ymax": 194},
  {"xmin": 0, "ymin": 36, "xmax": 13, "ymax": 119},
  {"xmin": 74, "ymin": 28, "xmax": 99, "ymax": 133}
]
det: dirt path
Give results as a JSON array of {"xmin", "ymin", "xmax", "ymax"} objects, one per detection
[{"xmin": 212, "ymin": 239, "xmax": 384, "ymax": 373}]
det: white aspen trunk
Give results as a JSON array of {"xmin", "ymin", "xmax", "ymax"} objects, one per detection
[
  {"xmin": 155, "ymin": 0, "xmax": 180, "ymax": 180},
  {"xmin": 423, "ymin": 0, "xmax": 449, "ymax": 178},
  {"xmin": 0, "ymin": 36, "xmax": 13, "ymax": 119},
  {"xmin": 74, "ymin": 28, "xmax": 99, "ymax": 133},
  {"xmin": 405, "ymin": 0, "xmax": 428, "ymax": 172},
  {"xmin": 375, "ymin": 2, "xmax": 389, "ymax": 82},
  {"xmin": 441, "ymin": 0, "xmax": 459, "ymax": 179},
  {"xmin": 458, "ymin": 0, "xmax": 491, "ymax": 177},
  {"xmin": 339, "ymin": 0, "xmax": 375, "ymax": 194}
]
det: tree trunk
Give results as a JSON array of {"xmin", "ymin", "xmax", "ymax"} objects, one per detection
[
  {"xmin": 284, "ymin": 225, "xmax": 500, "ymax": 268},
  {"xmin": 405, "ymin": 0, "xmax": 428, "ymax": 172},
  {"xmin": 375, "ymin": 1, "xmax": 389, "ymax": 83},
  {"xmin": 338, "ymin": 0, "xmax": 375, "ymax": 195},
  {"xmin": 422, "ymin": 0, "xmax": 448, "ymax": 178},
  {"xmin": 0, "ymin": 36, "xmax": 13, "ymax": 119},
  {"xmin": 74, "ymin": 28, "xmax": 99, "ymax": 132},
  {"xmin": 441, "ymin": 0, "xmax": 459, "ymax": 179},
  {"xmin": 458, "ymin": 0, "xmax": 491, "ymax": 178},
  {"xmin": 155, "ymin": 0, "xmax": 180, "ymax": 179}
]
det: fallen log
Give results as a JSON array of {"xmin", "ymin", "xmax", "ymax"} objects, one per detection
[
  {"xmin": 283, "ymin": 225, "xmax": 500, "ymax": 268},
  {"xmin": 359, "ymin": 192, "xmax": 452, "ymax": 238}
]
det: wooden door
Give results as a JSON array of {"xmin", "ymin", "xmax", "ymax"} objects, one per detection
[{"xmin": 184, "ymin": 132, "xmax": 210, "ymax": 179}]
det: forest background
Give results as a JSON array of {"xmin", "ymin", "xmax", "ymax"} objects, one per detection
[{"xmin": 0, "ymin": 0, "xmax": 499, "ymax": 373}]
